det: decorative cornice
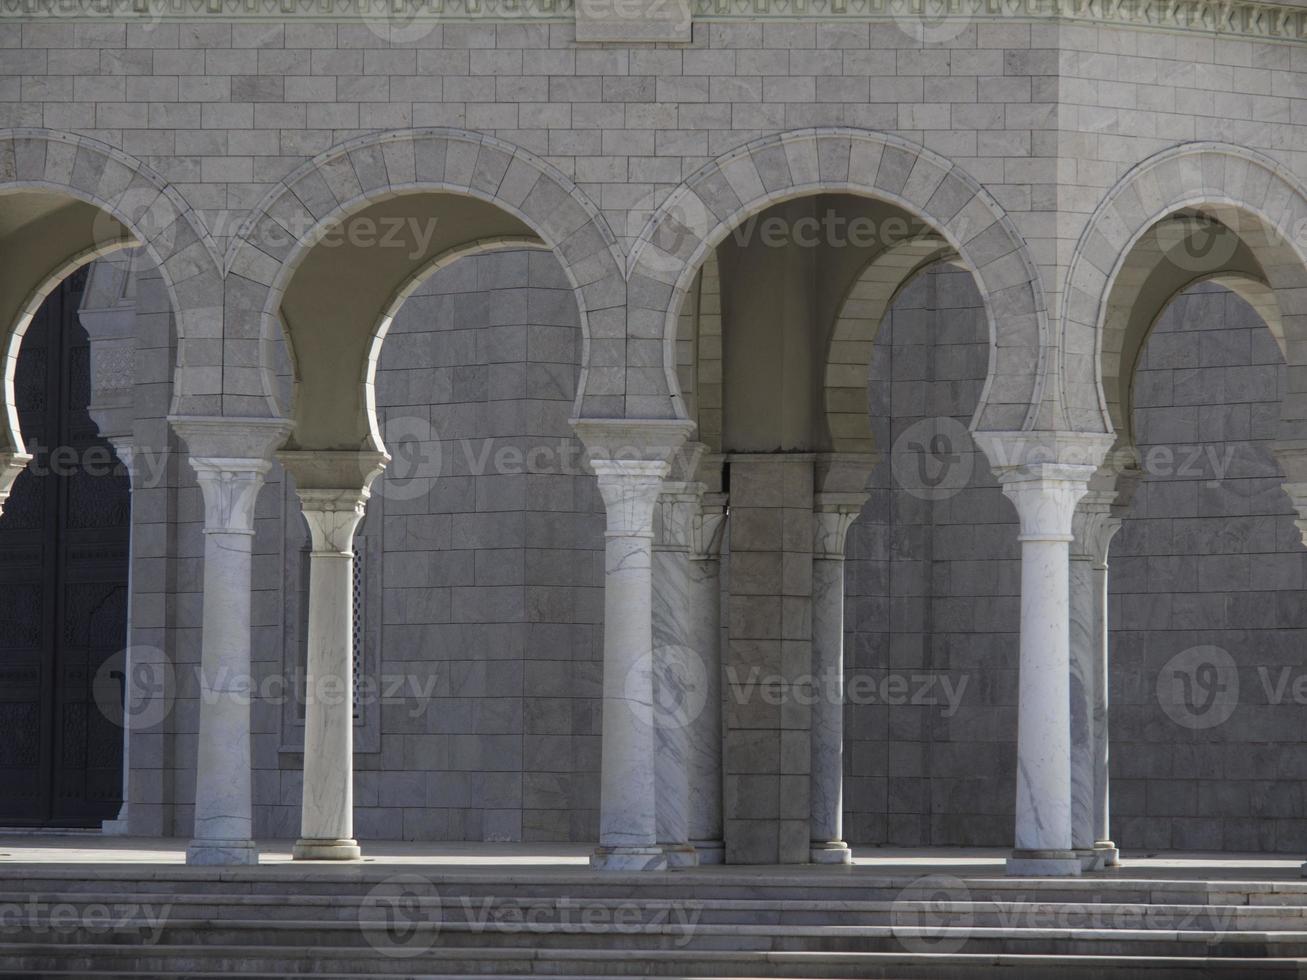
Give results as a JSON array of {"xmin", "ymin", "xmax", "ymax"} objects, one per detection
[{"xmin": 5, "ymin": 0, "xmax": 1307, "ymax": 44}]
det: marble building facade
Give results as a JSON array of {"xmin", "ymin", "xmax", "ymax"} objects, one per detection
[{"xmin": 6, "ymin": 0, "xmax": 1307, "ymax": 875}]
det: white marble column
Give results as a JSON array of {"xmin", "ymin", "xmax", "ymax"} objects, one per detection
[
  {"xmin": 1273, "ymin": 468, "xmax": 1307, "ymax": 876},
  {"xmin": 174, "ymin": 417, "xmax": 290, "ymax": 867},
  {"xmin": 102, "ymin": 446, "xmax": 136, "ymax": 835},
  {"xmin": 977, "ymin": 432, "xmax": 1112, "ymax": 878},
  {"xmin": 809, "ymin": 494, "xmax": 867, "ymax": 864},
  {"xmin": 293, "ymin": 488, "xmax": 369, "ymax": 860},
  {"xmin": 686, "ymin": 492, "xmax": 726, "ymax": 865},
  {"xmin": 1070, "ymin": 493, "xmax": 1120, "ymax": 870},
  {"xmin": 591, "ymin": 458, "xmax": 672, "ymax": 871},
  {"xmin": 652, "ymin": 481, "xmax": 704, "ymax": 867},
  {"xmin": 187, "ymin": 457, "xmax": 272, "ymax": 865}
]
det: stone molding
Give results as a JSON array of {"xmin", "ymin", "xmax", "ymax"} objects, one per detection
[{"xmin": 9, "ymin": 0, "xmax": 1307, "ymax": 47}]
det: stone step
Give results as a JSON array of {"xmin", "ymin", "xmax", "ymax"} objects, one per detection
[
  {"xmin": 2, "ymin": 942, "xmax": 1304, "ymax": 978},
  {"xmin": 6, "ymin": 915, "xmax": 1307, "ymax": 956},
  {"xmin": 5, "ymin": 890, "xmax": 1307, "ymax": 931},
  {"xmin": 5, "ymin": 868, "xmax": 1305, "ymax": 907}
]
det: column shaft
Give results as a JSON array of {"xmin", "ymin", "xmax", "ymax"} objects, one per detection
[
  {"xmin": 809, "ymin": 501, "xmax": 863, "ymax": 864},
  {"xmin": 1068, "ymin": 552, "xmax": 1095, "ymax": 859},
  {"xmin": 294, "ymin": 489, "xmax": 369, "ymax": 860},
  {"xmin": 187, "ymin": 459, "xmax": 270, "ymax": 866},
  {"xmin": 592, "ymin": 460, "xmax": 668, "ymax": 871},
  {"xmin": 686, "ymin": 539, "xmax": 724, "ymax": 863},
  {"xmin": 653, "ymin": 545, "xmax": 696, "ymax": 866}
]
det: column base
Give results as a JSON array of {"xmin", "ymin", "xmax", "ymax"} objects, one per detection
[
  {"xmin": 186, "ymin": 838, "xmax": 259, "ymax": 866},
  {"xmin": 1074, "ymin": 848, "xmax": 1104, "ymax": 871},
  {"xmin": 590, "ymin": 846, "xmax": 668, "ymax": 872},
  {"xmin": 293, "ymin": 838, "xmax": 362, "ymax": 860},
  {"xmin": 1094, "ymin": 840, "xmax": 1120, "ymax": 867},
  {"xmin": 660, "ymin": 844, "xmax": 699, "ymax": 868},
  {"xmin": 810, "ymin": 841, "xmax": 853, "ymax": 865},
  {"xmin": 692, "ymin": 839, "xmax": 724, "ymax": 865},
  {"xmin": 1006, "ymin": 849, "xmax": 1082, "ymax": 877}
]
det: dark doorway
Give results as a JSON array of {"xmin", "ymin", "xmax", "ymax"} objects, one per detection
[{"xmin": 0, "ymin": 268, "xmax": 130, "ymax": 826}]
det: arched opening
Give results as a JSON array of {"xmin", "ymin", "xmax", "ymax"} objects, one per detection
[
  {"xmin": 0, "ymin": 263, "xmax": 131, "ymax": 825},
  {"xmin": 258, "ymin": 187, "xmax": 602, "ymax": 846},
  {"xmin": 1092, "ymin": 204, "xmax": 1307, "ymax": 854},
  {"xmin": 668, "ymin": 186, "xmax": 1018, "ymax": 863}
]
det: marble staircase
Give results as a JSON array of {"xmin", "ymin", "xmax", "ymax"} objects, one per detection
[{"xmin": 4, "ymin": 866, "xmax": 1307, "ymax": 977}]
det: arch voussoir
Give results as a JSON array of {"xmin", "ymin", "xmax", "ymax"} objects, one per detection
[
  {"xmin": 631, "ymin": 128, "xmax": 1050, "ymax": 434},
  {"xmin": 1065, "ymin": 141, "xmax": 1307, "ymax": 442}
]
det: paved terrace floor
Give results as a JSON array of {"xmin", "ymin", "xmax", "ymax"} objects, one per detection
[{"xmin": 0, "ymin": 836, "xmax": 1303, "ymax": 883}]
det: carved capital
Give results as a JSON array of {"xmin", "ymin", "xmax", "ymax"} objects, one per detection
[
  {"xmin": 297, "ymin": 487, "xmax": 370, "ymax": 556},
  {"xmin": 0, "ymin": 452, "xmax": 32, "ymax": 508},
  {"xmin": 654, "ymin": 481, "xmax": 704, "ymax": 552},
  {"xmin": 1282, "ymin": 482, "xmax": 1307, "ymax": 547},
  {"xmin": 998, "ymin": 476, "xmax": 1091, "ymax": 543},
  {"xmin": 190, "ymin": 458, "xmax": 272, "ymax": 535},
  {"xmin": 692, "ymin": 491, "xmax": 728, "ymax": 561},
  {"xmin": 593, "ymin": 459, "xmax": 669, "ymax": 538},
  {"xmin": 813, "ymin": 492, "xmax": 868, "ymax": 559},
  {"xmin": 1070, "ymin": 491, "xmax": 1122, "ymax": 567}
]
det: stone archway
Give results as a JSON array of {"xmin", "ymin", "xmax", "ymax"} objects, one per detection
[
  {"xmin": 0, "ymin": 128, "xmax": 223, "ymax": 460},
  {"xmin": 629, "ymin": 128, "xmax": 1054, "ymax": 433},
  {"xmin": 226, "ymin": 128, "xmax": 624, "ymax": 437}
]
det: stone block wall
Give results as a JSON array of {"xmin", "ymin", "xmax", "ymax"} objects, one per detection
[
  {"xmin": 841, "ymin": 268, "xmax": 1307, "ymax": 853},
  {"xmin": 117, "ymin": 255, "xmax": 1307, "ymax": 850}
]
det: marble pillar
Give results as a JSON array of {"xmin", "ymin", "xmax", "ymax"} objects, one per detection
[
  {"xmin": 173, "ymin": 417, "xmax": 290, "ymax": 867},
  {"xmin": 1070, "ymin": 492, "xmax": 1120, "ymax": 871},
  {"xmin": 293, "ymin": 487, "xmax": 370, "ymax": 860},
  {"xmin": 591, "ymin": 457, "xmax": 672, "ymax": 871},
  {"xmin": 652, "ymin": 481, "xmax": 705, "ymax": 867},
  {"xmin": 102, "ymin": 446, "xmax": 136, "ymax": 836},
  {"xmin": 1272, "ymin": 465, "xmax": 1307, "ymax": 876},
  {"xmin": 977, "ymin": 432, "xmax": 1112, "ymax": 878},
  {"xmin": 686, "ymin": 492, "xmax": 726, "ymax": 865},
  {"xmin": 187, "ymin": 458, "xmax": 272, "ymax": 866},
  {"xmin": 809, "ymin": 494, "xmax": 866, "ymax": 864}
]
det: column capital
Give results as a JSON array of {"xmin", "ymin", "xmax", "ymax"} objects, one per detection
[
  {"xmin": 297, "ymin": 488, "xmax": 371, "ymax": 556},
  {"xmin": 0, "ymin": 452, "xmax": 32, "ymax": 507},
  {"xmin": 190, "ymin": 458, "xmax": 273, "ymax": 535},
  {"xmin": 592, "ymin": 458, "xmax": 670, "ymax": 538},
  {"xmin": 813, "ymin": 492, "xmax": 869, "ymax": 559},
  {"xmin": 654, "ymin": 480, "xmax": 704, "ymax": 552},
  {"xmin": 1071, "ymin": 493, "xmax": 1122, "ymax": 566}
]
